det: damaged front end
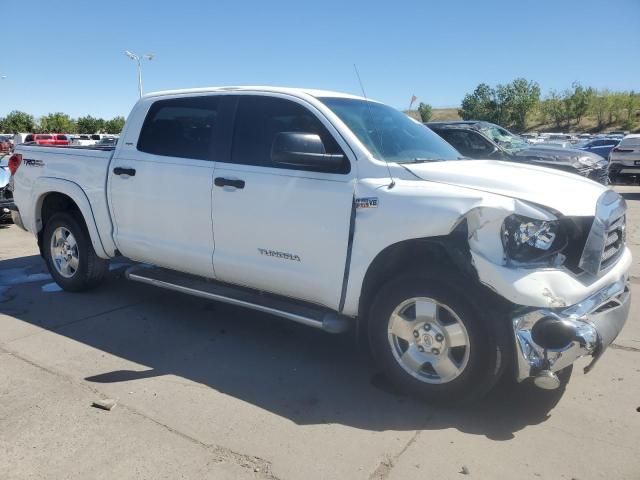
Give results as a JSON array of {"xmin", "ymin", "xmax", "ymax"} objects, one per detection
[
  {"xmin": 463, "ymin": 189, "xmax": 631, "ymax": 389},
  {"xmin": 513, "ymin": 278, "xmax": 630, "ymax": 389}
]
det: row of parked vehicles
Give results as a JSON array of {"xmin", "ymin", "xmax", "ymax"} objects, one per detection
[
  {"xmin": 426, "ymin": 121, "xmax": 640, "ymax": 185},
  {"xmin": 0, "ymin": 133, "xmax": 118, "ymax": 150}
]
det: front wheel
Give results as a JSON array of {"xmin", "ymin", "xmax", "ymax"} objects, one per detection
[
  {"xmin": 43, "ymin": 212, "xmax": 108, "ymax": 291},
  {"xmin": 368, "ymin": 274, "xmax": 507, "ymax": 405}
]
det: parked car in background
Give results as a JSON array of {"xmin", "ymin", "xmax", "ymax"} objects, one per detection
[
  {"xmin": 96, "ymin": 136, "xmax": 118, "ymax": 146},
  {"xmin": 0, "ymin": 164, "xmax": 12, "ymax": 222},
  {"xmin": 579, "ymin": 137, "xmax": 620, "ymax": 159},
  {"xmin": 24, "ymin": 134, "xmax": 57, "ymax": 146},
  {"xmin": 609, "ymin": 134, "xmax": 640, "ymax": 183},
  {"xmin": 53, "ymin": 134, "xmax": 70, "ymax": 146},
  {"xmin": 0, "ymin": 135, "xmax": 12, "ymax": 153},
  {"xmin": 70, "ymin": 135, "xmax": 97, "ymax": 146},
  {"xmin": 11, "ymin": 133, "xmax": 30, "ymax": 147},
  {"xmin": 427, "ymin": 121, "xmax": 609, "ymax": 184}
]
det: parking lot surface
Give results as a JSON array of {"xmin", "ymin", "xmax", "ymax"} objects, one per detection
[{"xmin": 1, "ymin": 187, "xmax": 639, "ymax": 480}]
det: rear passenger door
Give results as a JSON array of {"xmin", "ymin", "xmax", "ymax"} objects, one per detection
[
  {"xmin": 109, "ymin": 95, "xmax": 222, "ymax": 278},
  {"xmin": 211, "ymin": 94, "xmax": 355, "ymax": 310}
]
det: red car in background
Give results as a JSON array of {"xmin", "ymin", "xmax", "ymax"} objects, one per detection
[
  {"xmin": 53, "ymin": 134, "xmax": 70, "ymax": 146},
  {"xmin": 24, "ymin": 134, "xmax": 57, "ymax": 145}
]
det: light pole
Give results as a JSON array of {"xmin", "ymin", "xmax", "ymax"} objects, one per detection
[{"xmin": 124, "ymin": 51, "xmax": 154, "ymax": 98}]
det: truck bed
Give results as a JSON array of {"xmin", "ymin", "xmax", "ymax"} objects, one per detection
[{"xmin": 12, "ymin": 143, "xmax": 116, "ymax": 255}]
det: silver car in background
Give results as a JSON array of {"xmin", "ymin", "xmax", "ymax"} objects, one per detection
[{"xmin": 609, "ymin": 134, "xmax": 640, "ymax": 183}]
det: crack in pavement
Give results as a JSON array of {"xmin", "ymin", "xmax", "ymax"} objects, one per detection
[
  {"xmin": 369, "ymin": 430, "xmax": 421, "ymax": 480},
  {"xmin": 0, "ymin": 344, "xmax": 281, "ymax": 480},
  {"xmin": 610, "ymin": 343, "xmax": 640, "ymax": 353}
]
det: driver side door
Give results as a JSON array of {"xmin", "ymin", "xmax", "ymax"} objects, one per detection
[{"xmin": 211, "ymin": 94, "xmax": 356, "ymax": 310}]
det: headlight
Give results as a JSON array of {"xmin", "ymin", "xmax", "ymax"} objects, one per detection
[{"xmin": 501, "ymin": 215, "xmax": 566, "ymax": 264}]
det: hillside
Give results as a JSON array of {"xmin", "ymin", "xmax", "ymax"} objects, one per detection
[{"xmin": 406, "ymin": 108, "xmax": 639, "ymax": 133}]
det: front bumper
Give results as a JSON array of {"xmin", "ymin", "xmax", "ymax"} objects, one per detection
[{"xmin": 513, "ymin": 277, "xmax": 630, "ymax": 382}]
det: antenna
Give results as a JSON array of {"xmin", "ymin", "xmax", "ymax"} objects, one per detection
[{"xmin": 353, "ymin": 64, "xmax": 395, "ymax": 189}]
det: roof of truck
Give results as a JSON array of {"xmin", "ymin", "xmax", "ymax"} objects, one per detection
[{"xmin": 144, "ymin": 86, "xmax": 368, "ymax": 101}]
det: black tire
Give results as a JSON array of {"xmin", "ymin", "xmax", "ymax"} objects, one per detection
[
  {"xmin": 368, "ymin": 273, "xmax": 508, "ymax": 405},
  {"xmin": 43, "ymin": 212, "xmax": 108, "ymax": 292}
]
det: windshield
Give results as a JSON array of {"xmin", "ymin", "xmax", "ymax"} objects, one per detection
[
  {"xmin": 479, "ymin": 124, "xmax": 529, "ymax": 153},
  {"xmin": 319, "ymin": 97, "xmax": 461, "ymax": 163}
]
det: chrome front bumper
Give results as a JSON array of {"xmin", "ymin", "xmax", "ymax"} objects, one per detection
[{"xmin": 513, "ymin": 278, "xmax": 631, "ymax": 383}]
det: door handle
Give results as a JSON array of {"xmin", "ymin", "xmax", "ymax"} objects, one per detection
[
  {"xmin": 113, "ymin": 167, "xmax": 136, "ymax": 176},
  {"xmin": 214, "ymin": 177, "xmax": 245, "ymax": 189}
]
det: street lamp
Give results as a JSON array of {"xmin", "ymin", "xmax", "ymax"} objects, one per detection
[{"xmin": 124, "ymin": 51, "xmax": 154, "ymax": 98}]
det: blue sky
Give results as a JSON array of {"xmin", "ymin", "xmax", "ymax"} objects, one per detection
[{"xmin": 3, "ymin": 0, "xmax": 639, "ymax": 119}]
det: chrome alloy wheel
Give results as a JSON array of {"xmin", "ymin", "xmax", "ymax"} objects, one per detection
[
  {"xmin": 50, "ymin": 227, "xmax": 79, "ymax": 278},
  {"xmin": 387, "ymin": 297, "xmax": 470, "ymax": 384}
]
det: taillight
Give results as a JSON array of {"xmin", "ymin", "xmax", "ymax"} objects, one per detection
[
  {"xmin": 612, "ymin": 147, "xmax": 633, "ymax": 153},
  {"xmin": 8, "ymin": 153, "xmax": 22, "ymax": 175}
]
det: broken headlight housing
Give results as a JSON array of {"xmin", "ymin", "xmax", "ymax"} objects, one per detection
[{"xmin": 501, "ymin": 215, "xmax": 567, "ymax": 264}]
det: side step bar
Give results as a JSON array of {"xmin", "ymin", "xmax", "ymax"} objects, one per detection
[{"xmin": 125, "ymin": 265, "xmax": 351, "ymax": 334}]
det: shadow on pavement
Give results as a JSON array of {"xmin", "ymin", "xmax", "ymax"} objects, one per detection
[
  {"xmin": 619, "ymin": 191, "xmax": 640, "ymax": 201},
  {"xmin": 0, "ymin": 254, "xmax": 566, "ymax": 441}
]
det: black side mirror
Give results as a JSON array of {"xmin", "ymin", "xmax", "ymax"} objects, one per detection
[{"xmin": 271, "ymin": 132, "xmax": 345, "ymax": 169}]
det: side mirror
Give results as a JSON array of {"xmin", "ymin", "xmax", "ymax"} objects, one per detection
[
  {"xmin": 487, "ymin": 146, "xmax": 502, "ymax": 159},
  {"xmin": 271, "ymin": 132, "xmax": 345, "ymax": 170}
]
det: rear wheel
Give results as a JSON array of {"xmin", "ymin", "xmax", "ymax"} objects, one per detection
[
  {"xmin": 43, "ymin": 212, "xmax": 108, "ymax": 291},
  {"xmin": 368, "ymin": 274, "xmax": 507, "ymax": 404}
]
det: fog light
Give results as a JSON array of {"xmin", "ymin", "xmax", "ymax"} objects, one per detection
[{"xmin": 531, "ymin": 317, "xmax": 577, "ymax": 350}]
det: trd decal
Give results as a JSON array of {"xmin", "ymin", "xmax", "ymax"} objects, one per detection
[
  {"xmin": 258, "ymin": 248, "xmax": 301, "ymax": 262},
  {"xmin": 23, "ymin": 158, "xmax": 44, "ymax": 167},
  {"xmin": 355, "ymin": 197, "xmax": 378, "ymax": 209}
]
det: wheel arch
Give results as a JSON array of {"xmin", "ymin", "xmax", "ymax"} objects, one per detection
[
  {"xmin": 357, "ymin": 221, "xmax": 478, "ymax": 324},
  {"xmin": 32, "ymin": 179, "xmax": 108, "ymax": 259}
]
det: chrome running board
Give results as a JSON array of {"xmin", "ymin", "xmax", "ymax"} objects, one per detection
[{"xmin": 125, "ymin": 265, "xmax": 351, "ymax": 334}]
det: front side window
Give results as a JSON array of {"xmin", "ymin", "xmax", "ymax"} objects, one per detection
[
  {"xmin": 319, "ymin": 97, "xmax": 460, "ymax": 163},
  {"xmin": 231, "ymin": 95, "xmax": 348, "ymax": 173},
  {"xmin": 438, "ymin": 129, "xmax": 494, "ymax": 158},
  {"xmin": 138, "ymin": 96, "xmax": 220, "ymax": 160}
]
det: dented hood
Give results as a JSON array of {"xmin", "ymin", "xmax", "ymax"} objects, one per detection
[{"xmin": 404, "ymin": 159, "xmax": 605, "ymax": 217}]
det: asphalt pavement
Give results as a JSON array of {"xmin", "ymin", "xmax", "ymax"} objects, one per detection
[{"xmin": 0, "ymin": 187, "xmax": 639, "ymax": 480}]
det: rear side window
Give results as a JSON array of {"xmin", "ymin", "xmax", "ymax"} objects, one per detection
[
  {"xmin": 56, "ymin": 135, "xmax": 67, "ymax": 140},
  {"xmin": 231, "ymin": 95, "xmax": 348, "ymax": 173},
  {"xmin": 620, "ymin": 137, "xmax": 640, "ymax": 148},
  {"xmin": 138, "ymin": 96, "xmax": 220, "ymax": 160},
  {"xmin": 25, "ymin": 134, "xmax": 34, "ymax": 142}
]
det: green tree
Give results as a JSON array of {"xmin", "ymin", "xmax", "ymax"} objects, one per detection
[
  {"xmin": 39, "ymin": 113, "xmax": 76, "ymax": 133},
  {"xmin": 567, "ymin": 82, "xmax": 593, "ymax": 126},
  {"xmin": 459, "ymin": 79, "xmax": 540, "ymax": 130},
  {"xmin": 104, "ymin": 116, "xmax": 126, "ymax": 134},
  {"xmin": 589, "ymin": 90, "xmax": 611, "ymax": 128},
  {"xmin": 2, "ymin": 110, "xmax": 35, "ymax": 133},
  {"xmin": 417, "ymin": 103, "xmax": 433, "ymax": 122},
  {"xmin": 76, "ymin": 115, "xmax": 105, "ymax": 134},
  {"xmin": 459, "ymin": 83, "xmax": 496, "ymax": 122},
  {"xmin": 542, "ymin": 90, "xmax": 567, "ymax": 128},
  {"xmin": 500, "ymin": 78, "xmax": 540, "ymax": 131}
]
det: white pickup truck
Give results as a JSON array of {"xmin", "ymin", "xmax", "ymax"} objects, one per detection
[{"xmin": 8, "ymin": 87, "xmax": 631, "ymax": 403}]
